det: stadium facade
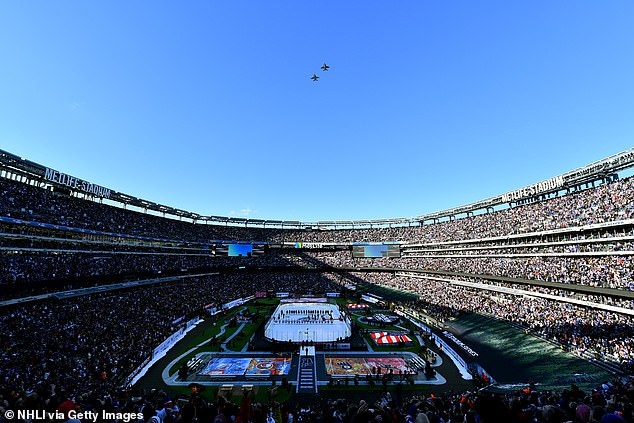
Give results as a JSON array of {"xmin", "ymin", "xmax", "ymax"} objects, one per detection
[
  {"xmin": 1, "ymin": 148, "xmax": 633, "ymax": 228},
  {"xmin": 2, "ymin": 147, "xmax": 634, "ymax": 418}
]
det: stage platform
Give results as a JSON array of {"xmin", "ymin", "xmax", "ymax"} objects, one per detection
[{"xmin": 163, "ymin": 351, "xmax": 446, "ymax": 387}]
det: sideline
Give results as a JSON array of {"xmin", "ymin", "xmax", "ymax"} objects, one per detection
[
  {"xmin": 130, "ymin": 318, "xmax": 203, "ymax": 386},
  {"xmin": 161, "ymin": 321, "xmax": 231, "ymax": 384},
  {"xmin": 221, "ymin": 322, "xmax": 247, "ymax": 351}
]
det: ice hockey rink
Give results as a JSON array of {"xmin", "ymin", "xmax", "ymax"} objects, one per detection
[{"xmin": 264, "ymin": 299, "xmax": 352, "ymax": 343}]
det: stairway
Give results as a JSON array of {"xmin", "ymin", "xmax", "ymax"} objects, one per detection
[{"xmin": 296, "ymin": 346, "xmax": 317, "ymax": 394}]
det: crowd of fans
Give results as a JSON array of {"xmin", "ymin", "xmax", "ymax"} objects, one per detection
[
  {"xmin": 278, "ymin": 251, "xmax": 634, "ymax": 291},
  {"xmin": 2, "ymin": 174, "xmax": 634, "ymax": 294},
  {"xmin": 281, "ymin": 385, "xmax": 634, "ymax": 423},
  {"xmin": 2, "ymin": 175, "xmax": 634, "ymax": 245},
  {"xmin": 403, "ymin": 274, "xmax": 634, "ymax": 310},
  {"xmin": 0, "ymin": 251, "xmax": 332, "ymax": 300},
  {"xmin": 0, "ymin": 273, "xmax": 343, "ymax": 416},
  {"xmin": 1, "ymin": 252, "xmax": 211, "ymax": 285},
  {"xmin": 277, "ymin": 176, "xmax": 634, "ymax": 244},
  {"xmin": 3, "ymin": 377, "xmax": 634, "ymax": 422},
  {"xmin": 361, "ymin": 273, "xmax": 634, "ymax": 372},
  {"xmin": 2, "ymin": 173, "xmax": 634, "ymax": 421},
  {"xmin": 0, "ymin": 179, "xmax": 263, "ymax": 242},
  {"xmin": 404, "ymin": 256, "xmax": 634, "ymax": 291},
  {"xmin": 403, "ymin": 242, "xmax": 634, "ymax": 254}
]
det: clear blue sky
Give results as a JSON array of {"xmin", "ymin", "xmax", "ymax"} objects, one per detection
[{"xmin": 1, "ymin": 2, "xmax": 633, "ymax": 222}]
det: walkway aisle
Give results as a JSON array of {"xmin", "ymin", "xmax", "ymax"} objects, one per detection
[{"xmin": 296, "ymin": 346, "xmax": 317, "ymax": 394}]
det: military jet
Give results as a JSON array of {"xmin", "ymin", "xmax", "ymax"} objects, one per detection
[
  {"xmin": 321, "ymin": 63, "xmax": 330, "ymax": 71},
  {"xmin": 311, "ymin": 73, "xmax": 320, "ymax": 82}
]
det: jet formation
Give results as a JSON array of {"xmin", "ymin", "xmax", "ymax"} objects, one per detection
[{"xmin": 311, "ymin": 63, "xmax": 330, "ymax": 81}]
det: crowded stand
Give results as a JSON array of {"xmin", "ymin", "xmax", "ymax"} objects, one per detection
[
  {"xmin": 409, "ymin": 274, "xmax": 634, "ymax": 310},
  {"xmin": 398, "ymin": 256, "xmax": 633, "ymax": 291},
  {"xmin": 2, "ymin": 151, "xmax": 634, "ymax": 422},
  {"xmin": 0, "ymin": 178, "xmax": 269, "ymax": 243},
  {"xmin": 6, "ymin": 246, "xmax": 632, "ymax": 299},
  {"xmin": 407, "ymin": 256, "xmax": 634, "ymax": 291},
  {"xmin": 3, "ymin": 376, "xmax": 633, "ymax": 422},
  {"xmin": 0, "ymin": 273, "xmax": 342, "ymax": 412},
  {"xmin": 361, "ymin": 273, "xmax": 634, "ymax": 372},
  {"xmin": 2, "ymin": 175, "xmax": 634, "ymax": 245},
  {"xmin": 274, "ymin": 251, "xmax": 634, "ymax": 291},
  {"xmin": 274, "ymin": 176, "xmax": 634, "ymax": 244},
  {"xmin": 75, "ymin": 382, "xmax": 634, "ymax": 423},
  {"xmin": 0, "ymin": 249, "xmax": 349, "ymax": 300},
  {"xmin": 0, "ymin": 252, "xmax": 217, "ymax": 299},
  {"xmin": 403, "ymin": 242, "xmax": 634, "ymax": 254},
  {"xmin": 2, "ymin": 175, "xmax": 634, "ymax": 298},
  {"xmin": 268, "ymin": 386, "xmax": 634, "ymax": 423}
]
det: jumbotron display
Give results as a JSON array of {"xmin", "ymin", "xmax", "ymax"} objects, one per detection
[
  {"xmin": 216, "ymin": 243, "xmax": 265, "ymax": 257},
  {"xmin": 352, "ymin": 242, "xmax": 401, "ymax": 258}
]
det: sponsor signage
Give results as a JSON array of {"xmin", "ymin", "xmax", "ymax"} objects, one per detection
[
  {"xmin": 442, "ymin": 330, "xmax": 478, "ymax": 357},
  {"xmin": 295, "ymin": 242, "xmax": 324, "ymax": 248},
  {"xmin": 222, "ymin": 298, "xmax": 245, "ymax": 310},
  {"xmin": 44, "ymin": 167, "xmax": 112, "ymax": 199},
  {"xmin": 361, "ymin": 294, "xmax": 380, "ymax": 304},
  {"xmin": 501, "ymin": 176, "xmax": 564, "ymax": 203}
]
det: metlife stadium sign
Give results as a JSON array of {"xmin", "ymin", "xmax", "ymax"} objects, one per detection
[
  {"xmin": 44, "ymin": 167, "xmax": 112, "ymax": 199},
  {"xmin": 500, "ymin": 150, "xmax": 634, "ymax": 203},
  {"xmin": 501, "ymin": 176, "xmax": 564, "ymax": 203}
]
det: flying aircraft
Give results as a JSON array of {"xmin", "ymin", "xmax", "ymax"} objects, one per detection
[
  {"xmin": 321, "ymin": 63, "xmax": 330, "ymax": 71},
  {"xmin": 311, "ymin": 73, "xmax": 319, "ymax": 81}
]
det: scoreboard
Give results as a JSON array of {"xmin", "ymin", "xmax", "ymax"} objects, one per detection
[
  {"xmin": 216, "ymin": 243, "xmax": 265, "ymax": 257},
  {"xmin": 352, "ymin": 242, "xmax": 400, "ymax": 258}
]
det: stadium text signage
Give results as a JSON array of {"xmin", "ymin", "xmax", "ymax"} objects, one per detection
[
  {"xmin": 361, "ymin": 294, "xmax": 380, "ymax": 304},
  {"xmin": 566, "ymin": 150, "xmax": 634, "ymax": 180},
  {"xmin": 295, "ymin": 242, "xmax": 325, "ymax": 249},
  {"xmin": 442, "ymin": 331, "xmax": 478, "ymax": 357},
  {"xmin": 501, "ymin": 176, "xmax": 564, "ymax": 203},
  {"xmin": 222, "ymin": 298, "xmax": 245, "ymax": 310},
  {"xmin": 44, "ymin": 168, "xmax": 112, "ymax": 199}
]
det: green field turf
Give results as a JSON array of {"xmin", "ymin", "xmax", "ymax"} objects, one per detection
[
  {"xmin": 136, "ymin": 287, "xmax": 614, "ymax": 404},
  {"xmin": 356, "ymin": 283, "xmax": 617, "ymax": 391},
  {"xmin": 446, "ymin": 313, "xmax": 614, "ymax": 391}
]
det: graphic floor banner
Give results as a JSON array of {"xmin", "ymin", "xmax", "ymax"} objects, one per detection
[
  {"xmin": 199, "ymin": 358, "xmax": 251, "ymax": 376},
  {"xmin": 325, "ymin": 357, "xmax": 369, "ymax": 375},
  {"xmin": 365, "ymin": 357, "xmax": 413, "ymax": 374},
  {"xmin": 198, "ymin": 357, "xmax": 292, "ymax": 377},
  {"xmin": 245, "ymin": 358, "xmax": 291, "ymax": 376}
]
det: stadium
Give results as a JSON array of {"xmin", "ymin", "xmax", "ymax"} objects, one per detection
[
  {"xmin": 4, "ymin": 1, "xmax": 634, "ymax": 420},
  {"xmin": 1, "ymin": 147, "xmax": 634, "ymax": 422}
]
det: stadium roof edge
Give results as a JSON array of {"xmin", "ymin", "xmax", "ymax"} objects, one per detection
[{"xmin": 1, "ymin": 148, "xmax": 633, "ymax": 229}]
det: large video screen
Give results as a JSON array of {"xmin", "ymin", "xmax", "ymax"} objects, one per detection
[
  {"xmin": 228, "ymin": 244, "xmax": 253, "ymax": 257},
  {"xmin": 216, "ymin": 243, "xmax": 264, "ymax": 257},
  {"xmin": 352, "ymin": 243, "xmax": 400, "ymax": 258},
  {"xmin": 363, "ymin": 245, "xmax": 388, "ymax": 258}
]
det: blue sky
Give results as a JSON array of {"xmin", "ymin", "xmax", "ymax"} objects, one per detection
[{"xmin": 1, "ymin": 1, "xmax": 633, "ymax": 222}]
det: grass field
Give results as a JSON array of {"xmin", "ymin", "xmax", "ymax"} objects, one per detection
[
  {"xmin": 137, "ymin": 286, "xmax": 613, "ymax": 405},
  {"xmin": 446, "ymin": 313, "xmax": 614, "ymax": 391},
  {"xmin": 356, "ymin": 283, "xmax": 616, "ymax": 391}
]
